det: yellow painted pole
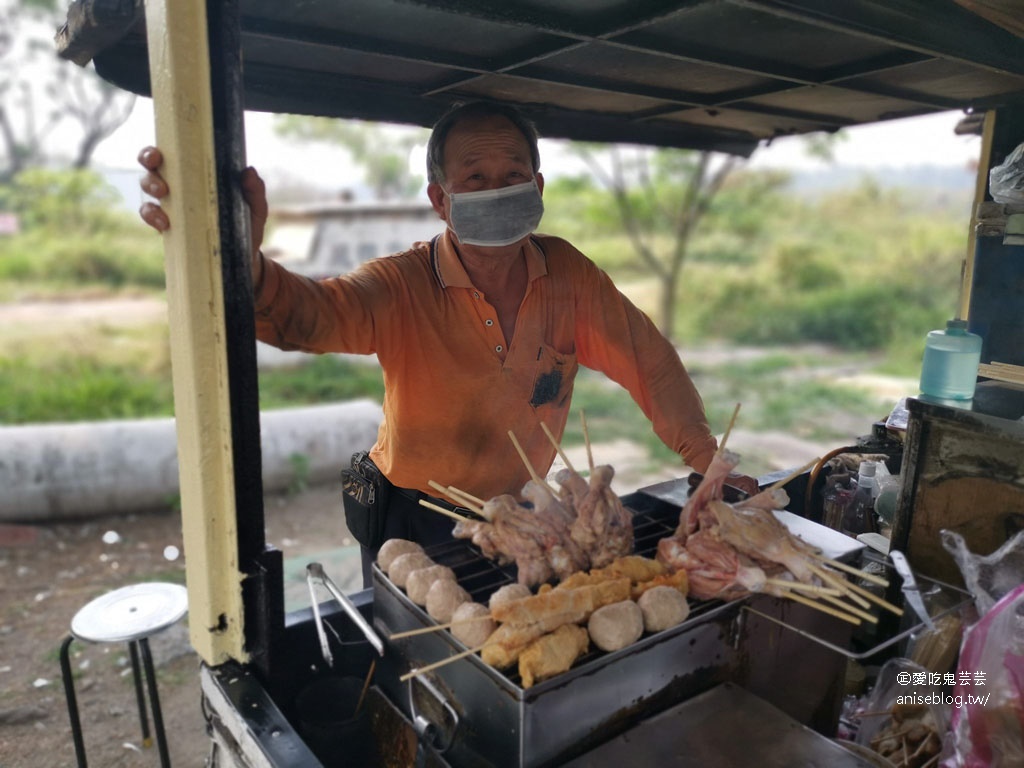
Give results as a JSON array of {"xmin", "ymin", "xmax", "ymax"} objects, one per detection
[
  {"xmin": 959, "ymin": 110, "xmax": 996, "ymax": 321},
  {"xmin": 143, "ymin": 0, "xmax": 247, "ymax": 664}
]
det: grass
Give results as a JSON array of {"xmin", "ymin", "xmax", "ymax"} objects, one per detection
[
  {"xmin": 0, "ymin": 297, "xmax": 892, "ymax": 481},
  {"xmin": 258, "ymin": 356, "xmax": 385, "ymax": 408}
]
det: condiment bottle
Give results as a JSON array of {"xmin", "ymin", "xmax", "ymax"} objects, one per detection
[
  {"xmin": 919, "ymin": 319, "xmax": 982, "ymax": 401},
  {"xmin": 822, "ymin": 474, "xmax": 853, "ymax": 530},
  {"xmin": 840, "ymin": 467, "xmax": 877, "ymax": 538}
]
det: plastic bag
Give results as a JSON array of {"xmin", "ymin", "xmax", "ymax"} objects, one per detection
[
  {"xmin": 946, "ymin": 584, "xmax": 1024, "ymax": 767},
  {"xmin": 941, "ymin": 528, "xmax": 1024, "ymax": 617},
  {"xmin": 855, "ymin": 657, "xmax": 951, "ymax": 764},
  {"xmin": 989, "ymin": 141, "xmax": 1024, "ymax": 205}
]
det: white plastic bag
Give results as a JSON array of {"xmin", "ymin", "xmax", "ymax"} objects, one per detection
[
  {"xmin": 855, "ymin": 658, "xmax": 950, "ymax": 764},
  {"xmin": 989, "ymin": 141, "xmax": 1024, "ymax": 205}
]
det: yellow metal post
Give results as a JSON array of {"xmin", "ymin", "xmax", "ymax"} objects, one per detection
[{"xmin": 143, "ymin": 0, "xmax": 247, "ymax": 664}]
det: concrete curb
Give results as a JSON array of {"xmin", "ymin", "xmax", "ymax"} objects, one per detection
[{"xmin": 0, "ymin": 400, "xmax": 383, "ymax": 522}]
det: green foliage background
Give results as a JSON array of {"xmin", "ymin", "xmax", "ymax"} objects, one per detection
[
  {"xmin": 0, "ymin": 162, "xmax": 971, "ymax": 468},
  {"xmin": 542, "ymin": 169, "xmax": 968, "ymax": 363},
  {"xmin": 0, "ymin": 169, "xmax": 165, "ymax": 296}
]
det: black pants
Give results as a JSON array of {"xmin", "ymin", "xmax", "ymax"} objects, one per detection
[{"xmin": 359, "ymin": 487, "xmax": 466, "ymax": 588}]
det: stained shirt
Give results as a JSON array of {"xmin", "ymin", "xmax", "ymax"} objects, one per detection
[{"xmin": 253, "ymin": 229, "xmax": 716, "ymax": 500}]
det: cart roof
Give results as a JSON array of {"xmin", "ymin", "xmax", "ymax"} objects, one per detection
[{"xmin": 58, "ymin": 0, "xmax": 1024, "ymax": 156}]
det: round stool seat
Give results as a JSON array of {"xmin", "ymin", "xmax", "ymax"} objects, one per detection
[{"xmin": 71, "ymin": 582, "xmax": 188, "ymax": 644}]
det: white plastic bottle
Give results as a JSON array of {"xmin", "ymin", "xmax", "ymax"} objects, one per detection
[{"xmin": 919, "ymin": 319, "xmax": 982, "ymax": 401}]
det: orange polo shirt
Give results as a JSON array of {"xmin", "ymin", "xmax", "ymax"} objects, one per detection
[{"xmin": 254, "ymin": 230, "xmax": 716, "ymax": 500}]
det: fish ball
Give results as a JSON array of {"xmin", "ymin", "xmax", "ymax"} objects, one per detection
[
  {"xmin": 637, "ymin": 586, "xmax": 689, "ymax": 633},
  {"xmin": 389, "ymin": 552, "xmax": 435, "ymax": 589},
  {"xmin": 451, "ymin": 602, "xmax": 495, "ymax": 648},
  {"xmin": 489, "ymin": 583, "xmax": 532, "ymax": 610},
  {"xmin": 426, "ymin": 579, "xmax": 471, "ymax": 623},
  {"xmin": 406, "ymin": 565, "xmax": 456, "ymax": 606},
  {"xmin": 378, "ymin": 539, "xmax": 424, "ymax": 573},
  {"xmin": 587, "ymin": 600, "xmax": 643, "ymax": 652}
]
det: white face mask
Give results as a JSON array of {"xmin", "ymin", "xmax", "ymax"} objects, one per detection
[{"xmin": 446, "ymin": 179, "xmax": 544, "ymax": 247}]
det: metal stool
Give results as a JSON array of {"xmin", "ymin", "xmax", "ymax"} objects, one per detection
[{"xmin": 59, "ymin": 582, "xmax": 188, "ymax": 768}]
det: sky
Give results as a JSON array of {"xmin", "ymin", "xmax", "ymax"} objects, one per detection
[{"xmin": 93, "ymin": 98, "xmax": 983, "ymax": 207}]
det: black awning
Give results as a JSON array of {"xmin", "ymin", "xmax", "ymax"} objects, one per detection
[{"xmin": 57, "ymin": 0, "xmax": 1024, "ymax": 156}]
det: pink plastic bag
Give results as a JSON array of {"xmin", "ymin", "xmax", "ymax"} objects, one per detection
[{"xmin": 946, "ymin": 584, "xmax": 1024, "ymax": 767}]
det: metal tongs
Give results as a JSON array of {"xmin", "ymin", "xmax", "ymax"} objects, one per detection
[
  {"xmin": 306, "ymin": 562, "xmax": 385, "ymax": 665},
  {"xmin": 889, "ymin": 550, "xmax": 936, "ymax": 632}
]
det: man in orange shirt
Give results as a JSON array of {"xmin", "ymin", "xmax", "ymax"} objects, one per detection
[{"xmin": 140, "ymin": 102, "xmax": 757, "ymax": 582}]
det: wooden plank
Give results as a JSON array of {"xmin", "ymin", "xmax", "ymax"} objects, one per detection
[{"xmin": 144, "ymin": 0, "xmax": 247, "ymax": 665}]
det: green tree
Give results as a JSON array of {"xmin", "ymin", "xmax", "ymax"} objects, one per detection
[
  {"xmin": 0, "ymin": 0, "xmax": 135, "ymax": 181},
  {"xmin": 0, "ymin": 166, "xmax": 123, "ymax": 231},
  {"xmin": 273, "ymin": 116, "xmax": 427, "ymax": 199},
  {"xmin": 570, "ymin": 144, "xmax": 746, "ymax": 340}
]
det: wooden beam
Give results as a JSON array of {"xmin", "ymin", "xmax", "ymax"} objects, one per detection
[{"xmin": 143, "ymin": 0, "xmax": 247, "ymax": 665}]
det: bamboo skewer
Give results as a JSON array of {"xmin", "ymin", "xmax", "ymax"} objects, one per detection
[
  {"xmin": 760, "ymin": 458, "xmax": 819, "ymax": 496},
  {"xmin": 809, "ymin": 563, "xmax": 872, "ymax": 610},
  {"xmin": 810, "ymin": 562, "xmax": 902, "ymax": 616},
  {"xmin": 446, "ymin": 487, "xmax": 486, "ymax": 517},
  {"xmin": 418, "ymin": 499, "xmax": 475, "ymax": 525},
  {"xmin": 355, "ymin": 658, "xmax": 376, "ymax": 716},
  {"xmin": 445, "ymin": 487, "xmax": 486, "ymax": 516},
  {"xmin": 388, "ymin": 613, "xmax": 494, "ymax": 640},
  {"xmin": 716, "ymin": 403, "xmax": 741, "ymax": 456},
  {"xmin": 427, "ymin": 479, "xmax": 452, "ymax": 497},
  {"xmin": 820, "ymin": 594, "xmax": 879, "ymax": 624},
  {"xmin": 400, "ymin": 644, "xmax": 485, "ymax": 682},
  {"xmin": 835, "ymin": 573, "xmax": 903, "ymax": 616},
  {"xmin": 764, "ymin": 578, "xmax": 841, "ymax": 597},
  {"xmin": 580, "ymin": 410, "xmax": 595, "ymax": 473},
  {"xmin": 450, "ymin": 485, "xmax": 485, "ymax": 507},
  {"xmin": 426, "ymin": 479, "xmax": 487, "ymax": 517},
  {"xmin": 810, "ymin": 553, "xmax": 889, "ymax": 587},
  {"xmin": 541, "ymin": 422, "xmax": 576, "ymax": 474},
  {"xmin": 782, "ymin": 590, "xmax": 861, "ymax": 625},
  {"xmin": 507, "ymin": 430, "xmax": 559, "ymax": 497}
]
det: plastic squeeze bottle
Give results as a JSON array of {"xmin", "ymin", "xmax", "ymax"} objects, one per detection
[
  {"xmin": 919, "ymin": 319, "xmax": 982, "ymax": 401},
  {"xmin": 840, "ymin": 466, "xmax": 877, "ymax": 538}
]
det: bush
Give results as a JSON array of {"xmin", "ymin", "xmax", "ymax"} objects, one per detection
[
  {"xmin": 0, "ymin": 168, "xmax": 124, "ymax": 234},
  {"xmin": 0, "ymin": 168, "xmax": 166, "ymax": 292},
  {"xmin": 0, "ymin": 229, "xmax": 165, "ymax": 289},
  {"xmin": 0, "ymin": 356, "xmax": 174, "ymax": 423}
]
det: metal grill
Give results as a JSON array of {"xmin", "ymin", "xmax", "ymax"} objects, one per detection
[
  {"xmin": 372, "ymin": 495, "xmax": 855, "ymax": 767},
  {"xmin": 401, "ymin": 503, "xmax": 723, "ymax": 687}
]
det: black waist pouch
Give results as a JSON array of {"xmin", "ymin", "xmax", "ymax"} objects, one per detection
[{"xmin": 341, "ymin": 451, "xmax": 391, "ymax": 550}]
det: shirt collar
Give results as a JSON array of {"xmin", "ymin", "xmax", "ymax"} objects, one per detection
[{"xmin": 435, "ymin": 229, "xmax": 548, "ymax": 289}]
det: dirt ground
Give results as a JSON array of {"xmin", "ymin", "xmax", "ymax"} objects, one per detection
[
  {"xmin": 0, "ymin": 447, "xmax": 689, "ymax": 768},
  {"xmin": 1, "ymin": 430, "xmax": 724, "ymax": 768},
  {"xmin": 0, "ymin": 297, "xmax": 906, "ymax": 767},
  {"xmin": 0, "ymin": 482, "xmax": 359, "ymax": 768}
]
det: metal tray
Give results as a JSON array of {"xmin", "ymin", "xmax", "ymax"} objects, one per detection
[
  {"xmin": 561, "ymin": 682, "xmax": 890, "ymax": 767},
  {"xmin": 741, "ymin": 551, "xmax": 974, "ymax": 661},
  {"xmin": 374, "ymin": 565, "xmax": 747, "ymax": 768},
  {"xmin": 372, "ymin": 506, "xmax": 853, "ymax": 767}
]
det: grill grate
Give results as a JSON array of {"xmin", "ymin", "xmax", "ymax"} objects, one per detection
[{"xmin": 412, "ymin": 502, "xmax": 723, "ymax": 687}]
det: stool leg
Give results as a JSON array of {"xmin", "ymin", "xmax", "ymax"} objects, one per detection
[
  {"xmin": 139, "ymin": 638, "xmax": 172, "ymax": 768},
  {"xmin": 128, "ymin": 641, "xmax": 153, "ymax": 746},
  {"xmin": 59, "ymin": 635, "xmax": 88, "ymax": 768}
]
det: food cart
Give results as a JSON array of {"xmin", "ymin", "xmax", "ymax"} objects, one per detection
[{"xmin": 56, "ymin": 1, "xmax": 1024, "ymax": 765}]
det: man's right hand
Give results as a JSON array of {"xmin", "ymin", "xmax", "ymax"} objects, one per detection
[{"xmin": 137, "ymin": 146, "xmax": 269, "ymax": 267}]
